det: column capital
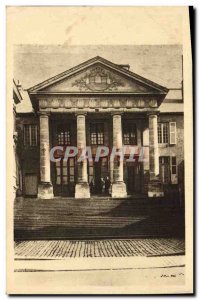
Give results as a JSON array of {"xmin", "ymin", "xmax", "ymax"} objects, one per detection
[
  {"xmin": 147, "ymin": 111, "xmax": 160, "ymax": 117},
  {"xmin": 38, "ymin": 111, "xmax": 51, "ymax": 117},
  {"xmin": 75, "ymin": 111, "xmax": 87, "ymax": 117},
  {"xmin": 111, "ymin": 111, "xmax": 124, "ymax": 117}
]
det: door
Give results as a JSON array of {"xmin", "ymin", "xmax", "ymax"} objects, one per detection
[
  {"xmin": 24, "ymin": 174, "xmax": 38, "ymax": 196},
  {"xmin": 159, "ymin": 157, "xmax": 170, "ymax": 184},
  {"xmin": 94, "ymin": 160, "xmax": 102, "ymax": 194},
  {"xmin": 54, "ymin": 158, "xmax": 75, "ymax": 196},
  {"xmin": 127, "ymin": 163, "xmax": 142, "ymax": 194}
]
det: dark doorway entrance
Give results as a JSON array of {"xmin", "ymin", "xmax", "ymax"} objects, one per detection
[
  {"xmin": 94, "ymin": 160, "xmax": 102, "ymax": 194},
  {"xmin": 127, "ymin": 162, "xmax": 142, "ymax": 194},
  {"xmin": 88, "ymin": 157, "xmax": 108, "ymax": 195}
]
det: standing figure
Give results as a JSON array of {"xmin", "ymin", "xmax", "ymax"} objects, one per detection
[
  {"xmin": 105, "ymin": 176, "xmax": 111, "ymax": 195},
  {"xmin": 89, "ymin": 178, "xmax": 95, "ymax": 194},
  {"xmin": 100, "ymin": 177, "xmax": 105, "ymax": 194}
]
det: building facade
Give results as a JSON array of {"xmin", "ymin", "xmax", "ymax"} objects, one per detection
[
  {"xmin": 13, "ymin": 79, "xmax": 23, "ymax": 197},
  {"xmin": 15, "ymin": 56, "xmax": 184, "ymax": 200}
]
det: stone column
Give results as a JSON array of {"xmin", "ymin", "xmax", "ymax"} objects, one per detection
[
  {"xmin": 111, "ymin": 113, "xmax": 127, "ymax": 198},
  {"xmin": 148, "ymin": 113, "xmax": 164, "ymax": 197},
  {"xmin": 109, "ymin": 159, "xmax": 114, "ymax": 183},
  {"xmin": 75, "ymin": 113, "xmax": 90, "ymax": 198},
  {"xmin": 38, "ymin": 112, "xmax": 54, "ymax": 199},
  {"xmin": 149, "ymin": 114, "xmax": 159, "ymax": 178}
]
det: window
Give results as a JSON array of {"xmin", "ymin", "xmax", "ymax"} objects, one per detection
[
  {"xmin": 171, "ymin": 156, "xmax": 177, "ymax": 175},
  {"xmin": 158, "ymin": 122, "xmax": 177, "ymax": 145},
  {"xmin": 57, "ymin": 125, "xmax": 71, "ymax": 145},
  {"xmin": 24, "ymin": 125, "xmax": 38, "ymax": 146},
  {"xmin": 159, "ymin": 157, "xmax": 170, "ymax": 184},
  {"xmin": 171, "ymin": 156, "xmax": 178, "ymax": 184},
  {"xmin": 158, "ymin": 123, "xmax": 169, "ymax": 144},
  {"xmin": 90, "ymin": 123, "xmax": 104, "ymax": 145},
  {"xmin": 159, "ymin": 156, "xmax": 178, "ymax": 184},
  {"xmin": 123, "ymin": 124, "xmax": 137, "ymax": 145}
]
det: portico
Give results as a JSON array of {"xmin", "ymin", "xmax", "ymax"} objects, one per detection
[{"xmin": 27, "ymin": 56, "xmax": 168, "ymax": 199}]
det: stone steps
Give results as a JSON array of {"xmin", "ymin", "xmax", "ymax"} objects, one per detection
[{"xmin": 14, "ymin": 197, "xmax": 184, "ymax": 240}]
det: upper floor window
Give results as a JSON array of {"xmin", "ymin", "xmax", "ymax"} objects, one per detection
[
  {"xmin": 123, "ymin": 123, "xmax": 137, "ymax": 145},
  {"xmin": 158, "ymin": 123, "xmax": 169, "ymax": 144},
  {"xmin": 158, "ymin": 122, "xmax": 177, "ymax": 145},
  {"xmin": 57, "ymin": 125, "xmax": 71, "ymax": 145},
  {"xmin": 24, "ymin": 124, "xmax": 38, "ymax": 146},
  {"xmin": 90, "ymin": 123, "xmax": 104, "ymax": 145}
]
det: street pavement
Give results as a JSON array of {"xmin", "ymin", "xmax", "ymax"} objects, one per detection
[{"xmin": 15, "ymin": 238, "xmax": 185, "ymax": 259}]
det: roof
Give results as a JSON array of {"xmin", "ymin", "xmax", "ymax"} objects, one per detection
[
  {"xmin": 28, "ymin": 55, "xmax": 168, "ymax": 94},
  {"xmin": 14, "ymin": 44, "xmax": 183, "ymax": 113},
  {"xmin": 13, "ymin": 79, "xmax": 23, "ymax": 104},
  {"xmin": 159, "ymin": 102, "xmax": 184, "ymax": 113},
  {"xmin": 14, "ymin": 44, "xmax": 183, "ymax": 89}
]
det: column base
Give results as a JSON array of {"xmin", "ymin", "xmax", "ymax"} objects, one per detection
[
  {"xmin": 148, "ymin": 179, "xmax": 164, "ymax": 197},
  {"xmin": 111, "ymin": 182, "xmax": 127, "ymax": 198},
  {"xmin": 38, "ymin": 183, "xmax": 54, "ymax": 199},
  {"xmin": 75, "ymin": 182, "xmax": 90, "ymax": 199}
]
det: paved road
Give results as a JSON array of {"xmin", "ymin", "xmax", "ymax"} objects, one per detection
[{"xmin": 15, "ymin": 238, "xmax": 185, "ymax": 259}]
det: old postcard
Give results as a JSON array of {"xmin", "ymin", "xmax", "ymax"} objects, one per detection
[{"xmin": 6, "ymin": 6, "xmax": 193, "ymax": 294}]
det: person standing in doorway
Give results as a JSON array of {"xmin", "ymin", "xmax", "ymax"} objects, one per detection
[
  {"xmin": 105, "ymin": 176, "xmax": 111, "ymax": 195},
  {"xmin": 100, "ymin": 177, "xmax": 105, "ymax": 194},
  {"xmin": 89, "ymin": 178, "xmax": 95, "ymax": 195}
]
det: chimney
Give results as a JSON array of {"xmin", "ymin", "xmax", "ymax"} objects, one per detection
[{"xmin": 117, "ymin": 64, "xmax": 130, "ymax": 71}]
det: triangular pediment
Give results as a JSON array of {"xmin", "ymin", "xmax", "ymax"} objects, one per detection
[{"xmin": 28, "ymin": 56, "xmax": 168, "ymax": 95}]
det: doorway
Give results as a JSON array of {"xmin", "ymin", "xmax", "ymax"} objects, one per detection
[
  {"xmin": 94, "ymin": 160, "xmax": 102, "ymax": 194},
  {"xmin": 54, "ymin": 158, "xmax": 75, "ymax": 196},
  {"xmin": 88, "ymin": 157, "xmax": 108, "ymax": 195},
  {"xmin": 126, "ymin": 162, "xmax": 143, "ymax": 194},
  {"xmin": 159, "ymin": 157, "xmax": 170, "ymax": 184}
]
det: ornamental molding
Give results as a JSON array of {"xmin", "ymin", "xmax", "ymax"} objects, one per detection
[
  {"xmin": 72, "ymin": 67, "xmax": 124, "ymax": 92},
  {"xmin": 39, "ymin": 97, "xmax": 158, "ymax": 110}
]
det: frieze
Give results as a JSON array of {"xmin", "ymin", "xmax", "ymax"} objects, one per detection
[{"xmin": 39, "ymin": 97, "xmax": 158, "ymax": 110}]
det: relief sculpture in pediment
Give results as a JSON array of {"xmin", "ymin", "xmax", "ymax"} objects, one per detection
[{"xmin": 72, "ymin": 66, "xmax": 124, "ymax": 92}]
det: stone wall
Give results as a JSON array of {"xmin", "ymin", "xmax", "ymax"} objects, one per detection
[
  {"xmin": 158, "ymin": 113, "xmax": 184, "ymax": 198},
  {"xmin": 16, "ymin": 114, "xmax": 40, "ymax": 196}
]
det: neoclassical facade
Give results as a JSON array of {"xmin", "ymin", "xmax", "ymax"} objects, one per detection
[{"xmin": 16, "ymin": 56, "xmax": 184, "ymax": 200}]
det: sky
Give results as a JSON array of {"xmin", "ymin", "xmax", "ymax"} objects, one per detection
[
  {"xmin": 7, "ymin": 6, "xmax": 185, "ymax": 112},
  {"xmin": 14, "ymin": 44, "xmax": 183, "ymax": 113}
]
